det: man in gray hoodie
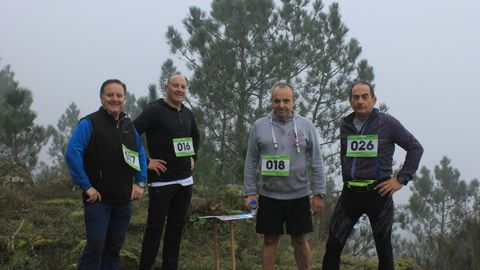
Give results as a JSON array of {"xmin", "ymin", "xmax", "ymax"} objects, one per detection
[{"xmin": 244, "ymin": 82, "xmax": 326, "ymax": 270}]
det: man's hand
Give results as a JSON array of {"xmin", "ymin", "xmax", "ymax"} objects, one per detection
[
  {"xmin": 148, "ymin": 159, "xmax": 167, "ymax": 175},
  {"xmin": 374, "ymin": 177, "xmax": 403, "ymax": 197},
  {"xmin": 190, "ymin": 157, "xmax": 195, "ymax": 171},
  {"xmin": 310, "ymin": 195, "xmax": 324, "ymax": 215},
  {"xmin": 244, "ymin": 194, "xmax": 258, "ymax": 209},
  {"xmin": 85, "ymin": 187, "xmax": 101, "ymax": 203},
  {"xmin": 131, "ymin": 183, "xmax": 144, "ymax": 200}
]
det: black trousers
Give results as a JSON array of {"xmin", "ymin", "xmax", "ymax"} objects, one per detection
[
  {"xmin": 139, "ymin": 184, "xmax": 193, "ymax": 270},
  {"xmin": 322, "ymin": 188, "xmax": 394, "ymax": 270}
]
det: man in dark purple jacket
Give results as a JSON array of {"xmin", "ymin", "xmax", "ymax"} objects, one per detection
[{"xmin": 322, "ymin": 80, "xmax": 423, "ymax": 270}]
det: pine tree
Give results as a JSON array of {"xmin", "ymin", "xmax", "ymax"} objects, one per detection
[
  {"xmin": 165, "ymin": 0, "xmax": 373, "ymax": 184},
  {"xmin": 397, "ymin": 156, "xmax": 479, "ymax": 269},
  {"xmin": 0, "ymin": 64, "xmax": 53, "ymax": 185}
]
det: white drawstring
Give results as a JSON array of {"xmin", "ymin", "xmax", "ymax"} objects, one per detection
[{"xmin": 270, "ymin": 115, "xmax": 300, "ymax": 153}]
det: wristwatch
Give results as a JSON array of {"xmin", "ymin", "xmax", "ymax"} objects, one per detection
[
  {"xmin": 136, "ymin": 182, "xmax": 146, "ymax": 188},
  {"xmin": 397, "ymin": 177, "xmax": 409, "ymax": 186}
]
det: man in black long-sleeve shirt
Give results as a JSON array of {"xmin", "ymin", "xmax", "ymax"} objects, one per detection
[{"xmin": 134, "ymin": 74, "xmax": 200, "ymax": 270}]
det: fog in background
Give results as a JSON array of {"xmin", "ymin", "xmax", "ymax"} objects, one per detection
[{"xmin": 1, "ymin": 0, "xmax": 478, "ymax": 203}]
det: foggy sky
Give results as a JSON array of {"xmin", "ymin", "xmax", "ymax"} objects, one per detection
[{"xmin": 1, "ymin": 0, "xmax": 478, "ymax": 202}]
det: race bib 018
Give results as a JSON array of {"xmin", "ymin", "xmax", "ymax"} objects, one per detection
[{"xmin": 261, "ymin": 155, "xmax": 290, "ymax": 176}]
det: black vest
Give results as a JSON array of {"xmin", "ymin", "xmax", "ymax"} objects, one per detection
[{"xmin": 83, "ymin": 108, "xmax": 137, "ymax": 202}]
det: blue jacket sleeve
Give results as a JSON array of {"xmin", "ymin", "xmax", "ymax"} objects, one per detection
[
  {"xmin": 65, "ymin": 119, "xmax": 93, "ymax": 191},
  {"xmin": 135, "ymin": 129, "xmax": 147, "ymax": 184}
]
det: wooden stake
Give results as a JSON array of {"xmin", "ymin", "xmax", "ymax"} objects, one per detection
[
  {"xmin": 213, "ymin": 221, "xmax": 220, "ymax": 270},
  {"xmin": 229, "ymin": 221, "xmax": 236, "ymax": 270}
]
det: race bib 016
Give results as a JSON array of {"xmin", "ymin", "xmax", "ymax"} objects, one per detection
[{"xmin": 173, "ymin": 137, "xmax": 195, "ymax": 157}]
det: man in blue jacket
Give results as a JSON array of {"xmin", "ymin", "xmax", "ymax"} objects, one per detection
[
  {"xmin": 322, "ymin": 80, "xmax": 424, "ymax": 270},
  {"xmin": 66, "ymin": 79, "xmax": 147, "ymax": 270}
]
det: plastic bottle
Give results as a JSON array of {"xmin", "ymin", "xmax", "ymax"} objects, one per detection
[{"xmin": 248, "ymin": 199, "xmax": 258, "ymax": 215}]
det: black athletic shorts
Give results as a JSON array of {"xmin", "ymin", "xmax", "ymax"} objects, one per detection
[{"xmin": 256, "ymin": 195, "xmax": 312, "ymax": 235}]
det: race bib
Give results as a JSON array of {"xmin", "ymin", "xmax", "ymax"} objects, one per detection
[
  {"xmin": 122, "ymin": 144, "xmax": 140, "ymax": 171},
  {"xmin": 346, "ymin": 135, "xmax": 378, "ymax": 157},
  {"xmin": 261, "ymin": 155, "xmax": 290, "ymax": 176},
  {"xmin": 173, "ymin": 137, "xmax": 195, "ymax": 157}
]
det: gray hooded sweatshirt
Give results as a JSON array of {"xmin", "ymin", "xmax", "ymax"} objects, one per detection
[{"xmin": 244, "ymin": 111, "xmax": 326, "ymax": 200}]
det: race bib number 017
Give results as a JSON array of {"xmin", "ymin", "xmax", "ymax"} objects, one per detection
[
  {"xmin": 261, "ymin": 155, "xmax": 290, "ymax": 176},
  {"xmin": 122, "ymin": 144, "xmax": 140, "ymax": 171},
  {"xmin": 173, "ymin": 137, "xmax": 195, "ymax": 157},
  {"xmin": 346, "ymin": 135, "xmax": 378, "ymax": 157}
]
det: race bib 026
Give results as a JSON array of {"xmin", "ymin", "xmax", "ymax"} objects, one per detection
[{"xmin": 346, "ymin": 135, "xmax": 378, "ymax": 157}]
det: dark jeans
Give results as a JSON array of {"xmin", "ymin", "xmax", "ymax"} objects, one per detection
[
  {"xmin": 139, "ymin": 184, "xmax": 193, "ymax": 270},
  {"xmin": 77, "ymin": 201, "xmax": 132, "ymax": 270},
  {"xmin": 322, "ymin": 188, "xmax": 394, "ymax": 270}
]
